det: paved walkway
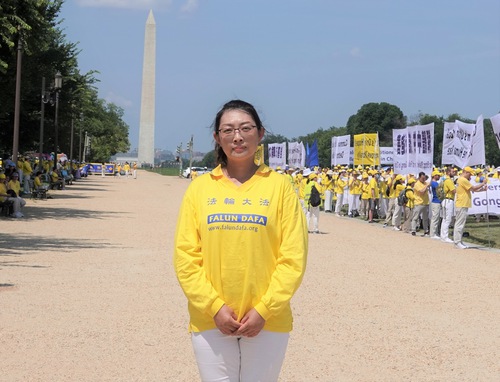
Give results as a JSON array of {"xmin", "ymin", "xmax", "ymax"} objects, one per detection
[{"xmin": 1, "ymin": 171, "xmax": 499, "ymax": 381}]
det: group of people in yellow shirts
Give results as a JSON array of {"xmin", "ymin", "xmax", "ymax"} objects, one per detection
[
  {"xmin": 114, "ymin": 162, "xmax": 137, "ymax": 178},
  {"xmin": 274, "ymin": 164, "xmax": 498, "ymax": 249},
  {"xmin": 0, "ymin": 155, "xmax": 95, "ymax": 218}
]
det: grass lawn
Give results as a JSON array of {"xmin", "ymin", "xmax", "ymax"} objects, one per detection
[
  {"xmin": 147, "ymin": 168, "xmax": 183, "ymax": 176},
  {"xmin": 461, "ymin": 216, "xmax": 500, "ymax": 249},
  {"xmin": 348, "ymin": 208, "xmax": 500, "ymax": 250}
]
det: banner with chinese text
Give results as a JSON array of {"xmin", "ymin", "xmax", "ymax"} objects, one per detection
[
  {"xmin": 288, "ymin": 142, "xmax": 305, "ymax": 169},
  {"xmin": 268, "ymin": 143, "xmax": 286, "ymax": 169},
  {"xmin": 331, "ymin": 135, "xmax": 350, "ymax": 166},
  {"xmin": 393, "ymin": 123, "xmax": 434, "ymax": 175},
  {"xmin": 353, "ymin": 133, "xmax": 380, "ymax": 167},
  {"xmin": 464, "ymin": 115, "xmax": 485, "ymax": 167}
]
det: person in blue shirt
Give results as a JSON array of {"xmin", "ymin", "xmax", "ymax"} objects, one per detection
[{"xmin": 429, "ymin": 171, "xmax": 442, "ymax": 239}]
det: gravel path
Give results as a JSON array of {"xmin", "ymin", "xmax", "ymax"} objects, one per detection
[{"xmin": 1, "ymin": 171, "xmax": 499, "ymax": 381}]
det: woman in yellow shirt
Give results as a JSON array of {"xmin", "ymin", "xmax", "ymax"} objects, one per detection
[
  {"xmin": 359, "ymin": 174, "xmax": 370, "ymax": 218},
  {"xmin": 322, "ymin": 170, "xmax": 334, "ymax": 212},
  {"xmin": 174, "ymin": 100, "xmax": 307, "ymax": 381},
  {"xmin": 334, "ymin": 170, "xmax": 347, "ymax": 216}
]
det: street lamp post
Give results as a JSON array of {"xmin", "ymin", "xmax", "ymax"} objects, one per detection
[
  {"xmin": 39, "ymin": 77, "xmax": 46, "ymax": 168},
  {"xmin": 53, "ymin": 71, "xmax": 62, "ymax": 169},
  {"xmin": 78, "ymin": 114, "xmax": 83, "ymax": 163},
  {"xmin": 12, "ymin": 36, "xmax": 23, "ymax": 163},
  {"xmin": 69, "ymin": 103, "xmax": 75, "ymax": 163}
]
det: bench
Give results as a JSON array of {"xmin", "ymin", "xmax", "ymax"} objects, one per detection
[
  {"xmin": 0, "ymin": 200, "xmax": 13, "ymax": 216},
  {"xmin": 29, "ymin": 179, "xmax": 48, "ymax": 200}
]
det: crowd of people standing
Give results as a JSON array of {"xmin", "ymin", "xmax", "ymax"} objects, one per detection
[{"xmin": 274, "ymin": 163, "xmax": 497, "ymax": 249}]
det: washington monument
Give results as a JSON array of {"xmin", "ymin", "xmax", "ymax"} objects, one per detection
[{"xmin": 138, "ymin": 10, "xmax": 156, "ymax": 166}]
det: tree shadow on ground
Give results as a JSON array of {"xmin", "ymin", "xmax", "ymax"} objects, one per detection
[
  {"xmin": 29, "ymin": 193, "xmax": 92, "ymax": 201},
  {"xmin": 0, "ymin": 233, "xmax": 119, "ymax": 257},
  {"xmin": 62, "ymin": 186, "xmax": 106, "ymax": 192},
  {"xmin": 14, "ymin": 205, "xmax": 128, "ymax": 221}
]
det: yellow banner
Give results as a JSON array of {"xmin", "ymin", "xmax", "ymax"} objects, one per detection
[
  {"xmin": 353, "ymin": 133, "xmax": 380, "ymax": 166},
  {"xmin": 254, "ymin": 144, "xmax": 264, "ymax": 165}
]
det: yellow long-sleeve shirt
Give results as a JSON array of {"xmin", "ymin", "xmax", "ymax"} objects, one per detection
[
  {"xmin": 334, "ymin": 178, "xmax": 347, "ymax": 194},
  {"xmin": 174, "ymin": 164, "xmax": 308, "ymax": 333}
]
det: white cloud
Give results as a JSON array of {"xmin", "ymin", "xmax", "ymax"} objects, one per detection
[
  {"xmin": 180, "ymin": 0, "xmax": 199, "ymax": 13},
  {"xmin": 76, "ymin": 0, "xmax": 171, "ymax": 10},
  {"xmin": 349, "ymin": 47, "xmax": 363, "ymax": 58},
  {"xmin": 105, "ymin": 91, "xmax": 133, "ymax": 108}
]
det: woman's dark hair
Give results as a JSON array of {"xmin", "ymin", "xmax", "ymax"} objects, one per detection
[
  {"xmin": 393, "ymin": 179, "xmax": 401, "ymax": 189},
  {"xmin": 213, "ymin": 100, "xmax": 264, "ymax": 166}
]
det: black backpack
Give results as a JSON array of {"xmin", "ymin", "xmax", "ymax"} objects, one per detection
[
  {"xmin": 397, "ymin": 188, "xmax": 409, "ymax": 206},
  {"xmin": 309, "ymin": 185, "xmax": 321, "ymax": 207}
]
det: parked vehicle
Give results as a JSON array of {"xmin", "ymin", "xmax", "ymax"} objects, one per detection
[{"xmin": 182, "ymin": 166, "xmax": 210, "ymax": 178}]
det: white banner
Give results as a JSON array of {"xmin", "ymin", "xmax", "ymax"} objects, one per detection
[
  {"xmin": 331, "ymin": 135, "xmax": 351, "ymax": 166},
  {"xmin": 379, "ymin": 147, "xmax": 394, "ymax": 165},
  {"xmin": 467, "ymin": 115, "xmax": 485, "ymax": 167},
  {"xmin": 288, "ymin": 141, "xmax": 305, "ymax": 169},
  {"xmin": 268, "ymin": 143, "xmax": 286, "ymax": 169},
  {"xmin": 468, "ymin": 179, "xmax": 500, "ymax": 215},
  {"xmin": 393, "ymin": 123, "xmax": 434, "ymax": 175},
  {"xmin": 491, "ymin": 113, "xmax": 500, "ymax": 150},
  {"xmin": 441, "ymin": 121, "xmax": 474, "ymax": 167}
]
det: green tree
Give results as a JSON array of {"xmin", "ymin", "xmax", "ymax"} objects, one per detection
[
  {"xmin": 0, "ymin": 0, "xmax": 130, "ymax": 161},
  {"xmin": 346, "ymin": 102, "xmax": 406, "ymax": 147},
  {"xmin": 81, "ymin": 96, "xmax": 130, "ymax": 162},
  {"xmin": 197, "ymin": 150, "xmax": 216, "ymax": 168}
]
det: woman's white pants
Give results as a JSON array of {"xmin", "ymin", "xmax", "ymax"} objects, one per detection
[{"xmin": 191, "ymin": 329, "xmax": 289, "ymax": 382}]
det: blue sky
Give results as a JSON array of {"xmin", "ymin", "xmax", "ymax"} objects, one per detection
[{"xmin": 63, "ymin": 0, "xmax": 500, "ymax": 154}]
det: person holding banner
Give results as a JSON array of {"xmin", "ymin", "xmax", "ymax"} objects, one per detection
[
  {"xmin": 453, "ymin": 167, "xmax": 488, "ymax": 249},
  {"xmin": 440, "ymin": 167, "xmax": 456, "ymax": 243}
]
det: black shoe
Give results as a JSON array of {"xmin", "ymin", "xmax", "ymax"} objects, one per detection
[{"xmin": 411, "ymin": 232, "xmax": 416, "ymax": 236}]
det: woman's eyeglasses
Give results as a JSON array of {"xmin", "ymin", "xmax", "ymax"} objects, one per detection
[{"xmin": 218, "ymin": 125, "xmax": 256, "ymax": 137}]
